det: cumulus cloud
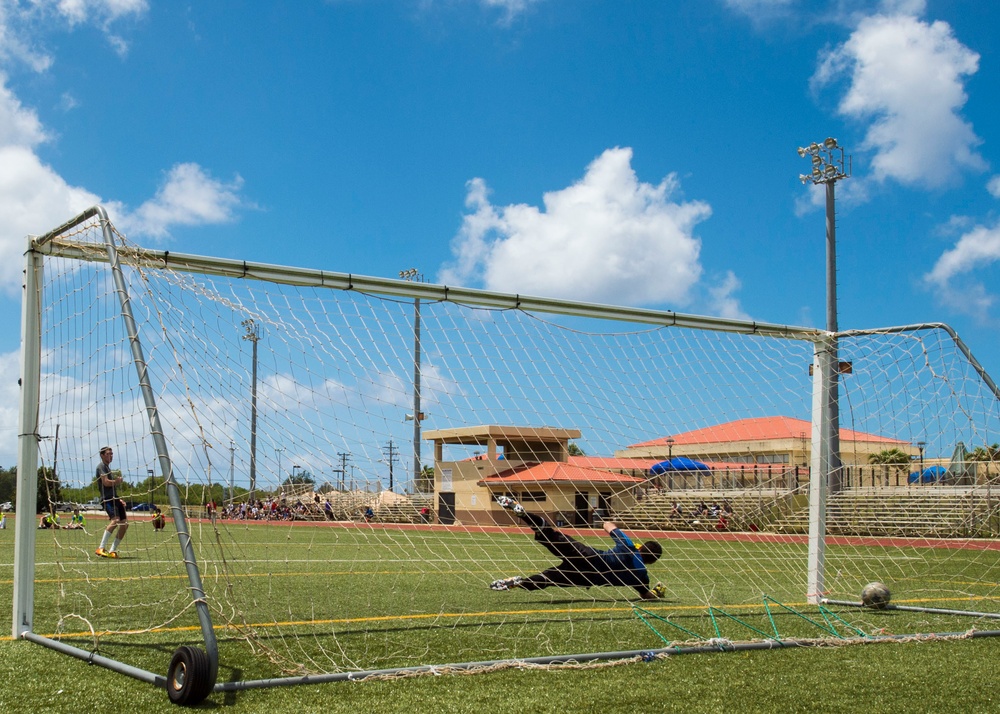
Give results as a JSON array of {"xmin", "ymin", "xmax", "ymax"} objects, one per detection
[
  {"xmin": 0, "ymin": 76, "xmax": 48, "ymax": 147},
  {"xmin": 923, "ymin": 222, "xmax": 1000, "ymax": 320},
  {"xmin": 114, "ymin": 163, "xmax": 245, "ymax": 239},
  {"xmin": 813, "ymin": 12, "xmax": 984, "ymax": 189},
  {"xmin": 439, "ymin": 147, "xmax": 713, "ymax": 309},
  {"xmin": 0, "ymin": 0, "xmax": 147, "ymax": 65},
  {"xmin": 0, "ymin": 349, "xmax": 21, "ymax": 465},
  {"xmin": 0, "ymin": 144, "xmax": 101, "ymax": 296},
  {"xmin": 988, "ymin": 175, "xmax": 1000, "ymax": 200},
  {"xmin": 708, "ymin": 271, "xmax": 752, "ymax": 321}
]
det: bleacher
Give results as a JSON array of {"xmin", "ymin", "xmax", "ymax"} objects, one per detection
[
  {"xmin": 611, "ymin": 487, "xmax": 1000, "ymax": 537},
  {"xmin": 317, "ymin": 491, "xmax": 375, "ymax": 521},
  {"xmin": 769, "ymin": 488, "xmax": 1000, "ymax": 537},
  {"xmin": 374, "ymin": 494, "xmax": 435, "ymax": 524},
  {"xmin": 611, "ymin": 491, "xmax": 793, "ymax": 532}
]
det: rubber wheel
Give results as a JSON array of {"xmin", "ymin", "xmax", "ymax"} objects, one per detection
[{"xmin": 166, "ymin": 645, "xmax": 214, "ymax": 706}]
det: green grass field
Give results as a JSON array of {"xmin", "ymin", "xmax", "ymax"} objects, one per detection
[{"xmin": 3, "ymin": 516, "xmax": 1000, "ymax": 711}]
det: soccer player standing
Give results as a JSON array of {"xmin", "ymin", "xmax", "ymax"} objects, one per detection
[{"xmin": 95, "ymin": 446, "xmax": 129, "ymax": 558}]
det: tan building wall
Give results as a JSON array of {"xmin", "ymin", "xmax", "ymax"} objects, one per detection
[{"xmin": 617, "ymin": 436, "xmax": 917, "ymax": 469}]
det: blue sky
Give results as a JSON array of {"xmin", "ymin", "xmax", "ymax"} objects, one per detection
[{"xmin": 0, "ymin": 0, "xmax": 998, "ymax": 468}]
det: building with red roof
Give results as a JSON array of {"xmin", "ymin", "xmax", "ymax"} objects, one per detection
[
  {"xmin": 422, "ymin": 418, "xmax": 914, "ymax": 527},
  {"xmin": 616, "ymin": 416, "xmax": 913, "ymax": 468}
]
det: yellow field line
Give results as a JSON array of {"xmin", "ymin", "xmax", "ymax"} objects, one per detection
[{"xmin": 3, "ymin": 595, "xmax": 995, "ymax": 643}]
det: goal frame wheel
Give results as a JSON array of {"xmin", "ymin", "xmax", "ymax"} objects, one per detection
[{"xmin": 166, "ymin": 645, "xmax": 215, "ymax": 706}]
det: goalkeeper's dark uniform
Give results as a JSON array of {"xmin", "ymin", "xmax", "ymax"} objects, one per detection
[{"xmin": 511, "ymin": 511, "xmax": 658, "ymax": 597}]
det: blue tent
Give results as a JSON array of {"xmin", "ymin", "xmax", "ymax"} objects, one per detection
[
  {"xmin": 907, "ymin": 465, "xmax": 949, "ymax": 484},
  {"xmin": 650, "ymin": 457, "xmax": 711, "ymax": 474}
]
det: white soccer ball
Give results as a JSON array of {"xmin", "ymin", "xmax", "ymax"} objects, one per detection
[{"xmin": 861, "ymin": 581, "xmax": 891, "ymax": 609}]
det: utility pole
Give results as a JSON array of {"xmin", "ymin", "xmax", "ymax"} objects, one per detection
[
  {"xmin": 335, "ymin": 451, "xmax": 351, "ymax": 491},
  {"xmin": 382, "ymin": 440, "xmax": 399, "ymax": 492}
]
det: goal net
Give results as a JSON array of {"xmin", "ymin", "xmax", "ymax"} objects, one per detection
[{"xmin": 14, "ymin": 208, "xmax": 1000, "ymax": 699}]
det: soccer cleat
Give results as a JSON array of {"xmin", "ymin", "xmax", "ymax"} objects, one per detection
[
  {"xmin": 495, "ymin": 495, "xmax": 525, "ymax": 515},
  {"xmin": 105, "ymin": 551, "xmax": 119, "ymax": 559},
  {"xmin": 95, "ymin": 548, "xmax": 107, "ymax": 558},
  {"xmin": 489, "ymin": 576, "xmax": 523, "ymax": 591},
  {"xmin": 651, "ymin": 582, "xmax": 666, "ymax": 599}
]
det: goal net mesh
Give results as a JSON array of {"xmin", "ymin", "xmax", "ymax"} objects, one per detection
[{"xmin": 27, "ymin": 215, "xmax": 1000, "ymax": 680}]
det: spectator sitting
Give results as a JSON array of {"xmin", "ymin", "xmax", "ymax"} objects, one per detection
[
  {"xmin": 670, "ymin": 501, "xmax": 683, "ymax": 519},
  {"xmin": 364, "ymin": 506, "xmax": 375, "ymax": 522},
  {"xmin": 65, "ymin": 508, "xmax": 86, "ymax": 530},
  {"xmin": 39, "ymin": 512, "xmax": 60, "ymax": 529},
  {"xmin": 151, "ymin": 507, "xmax": 166, "ymax": 531},
  {"xmin": 420, "ymin": 506, "xmax": 431, "ymax": 524}
]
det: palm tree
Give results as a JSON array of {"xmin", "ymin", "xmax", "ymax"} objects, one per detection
[
  {"xmin": 968, "ymin": 444, "xmax": 1000, "ymax": 462},
  {"xmin": 868, "ymin": 447, "xmax": 912, "ymax": 485},
  {"xmin": 969, "ymin": 444, "xmax": 1000, "ymax": 482}
]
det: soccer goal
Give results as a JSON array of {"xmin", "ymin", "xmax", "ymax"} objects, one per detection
[{"xmin": 12, "ymin": 206, "xmax": 1000, "ymax": 705}]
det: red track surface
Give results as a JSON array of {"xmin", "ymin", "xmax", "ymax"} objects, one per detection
[{"xmin": 204, "ymin": 517, "xmax": 1000, "ymax": 550}]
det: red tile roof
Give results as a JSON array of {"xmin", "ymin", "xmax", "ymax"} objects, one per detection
[
  {"xmin": 568, "ymin": 455, "xmax": 658, "ymax": 470},
  {"xmin": 629, "ymin": 416, "xmax": 908, "ymax": 448},
  {"xmin": 479, "ymin": 461, "xmax": 646, "ymax": 486}
]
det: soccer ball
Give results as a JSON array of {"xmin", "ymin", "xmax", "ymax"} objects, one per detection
[{"xmin": 861, "ymin": 581, "xmax": 891, "ymax": 609}]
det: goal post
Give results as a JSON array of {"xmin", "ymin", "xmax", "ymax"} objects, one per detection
[
  {"xmin": 14, "ymin": 206, "xmax": 219, "ymax": 703},
  {"xmin": 12, "ymin": 206, "xmax": 1000, "ymax": 704}
]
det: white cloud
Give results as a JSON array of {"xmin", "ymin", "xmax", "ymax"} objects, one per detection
[
  {"xmin": 722, "ymin": 0, "xmax": 795, "ymax": 17},
  {"xmin": 478, "ymin": 0, "xmax": 541, "ymax": 22},
  {"xmin": 114, "ymin": 163, "xmax": 245, "ymax": 239},
  {"xmin": 0, "ymin": 0, "xmax": 147, "ymax": 67},
  {"xmin": 0, "ymin": 144, "xmax": 101, "ymax": 296},
  {"xmin": 924, "ymin": 221, "xmax": 1000, "ymax": 320},
  {"xmin": 814, "ymin": 13, "xmax": 984, "ymax": 189},
  {"xmin": 0, "ymin": 75, "xmax": 48, "ymax": 147},
  {"xmin": 440, "ymin": 147, "xmax": 713, "ymax": 309},
  {"xmin": 0, "ymin": 349, "xmax": 20, "ymax": 466},
  {"xmin": 988, "ymin": 175, "xmax": 1000, "ymax": 200},
  {"xmin": 708, "ymin": 271, "xmax": 751, "ymax": 321}
]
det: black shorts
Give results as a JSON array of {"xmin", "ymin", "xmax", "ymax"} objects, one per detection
[{"xmin": 104, "ymin": 499, "xmax": 127, "ymax": 521}]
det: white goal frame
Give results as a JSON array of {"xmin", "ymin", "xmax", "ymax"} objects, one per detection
[{"xmin": 12, "ymin": 205, "xmax": 1000, "ymax": 702}]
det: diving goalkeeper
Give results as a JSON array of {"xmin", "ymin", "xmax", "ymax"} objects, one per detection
[{"xmin": 490, "ymin": 496, "xmax": 665, "ymax": 600}]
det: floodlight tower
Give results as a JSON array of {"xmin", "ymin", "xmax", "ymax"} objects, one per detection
[
  {"xmin": 400, "ymin": 268, "xmax": 425, "ymax": 494},
  {"xmin": 242, "ymin": 318, "xmax": 260, "ymax": 501},
  {"xmin": 798, "ymin": 138, "xmax": 851, "ymax": 494},
  {"xmin": 798, "ymin": 138, "xmax": 850, "ymax": 605}
]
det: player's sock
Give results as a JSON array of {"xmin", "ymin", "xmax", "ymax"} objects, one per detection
[
  {"xmin": 109, "ymin": 537, "xmax": 122, "ymax": 553},
  {"xmin": 99, "ymin": 531, "xmax": 111, "ymax": 550}
]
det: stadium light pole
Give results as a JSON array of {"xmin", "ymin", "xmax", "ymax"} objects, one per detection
[
  {"xmin": 798, "ymin": 138, "xmax": 851, "ymax": 494},
  {"xmin": 400, "ymin": 268, "xmax": 424, "ymax": 494},
  {"xmin": 229, "ymin": 440, "xmax": 235, "ymax": 505},
  {"xmin": 242, "ymin": 319, "xmax": 260, "ymax": 502},
  {"xmin": 799, "ymin": 138, "xmax": 850, "ymax": 604}
]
